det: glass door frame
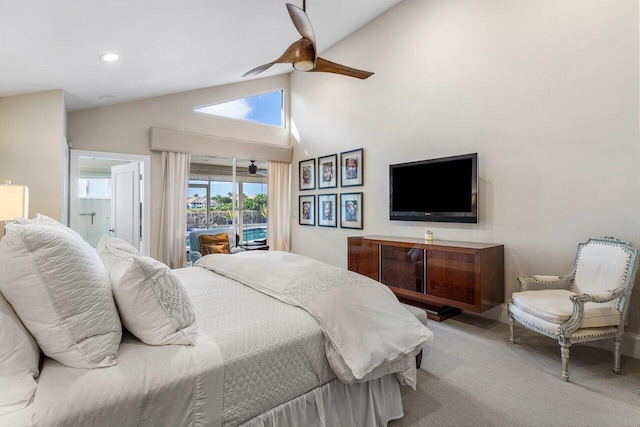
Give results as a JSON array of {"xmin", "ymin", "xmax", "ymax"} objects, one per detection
[{"xmin": 69, "ymin": 149, "xmax": 151, "ymax": 255}]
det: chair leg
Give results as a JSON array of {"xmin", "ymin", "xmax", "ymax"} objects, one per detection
[
  {"xmin": 508, "ymin": 315, "xmax": 516, "ymax": 344},
  {"xmin": 613, "ymin": 338, "xmax": 622, "ymax": 374},
  {"xmin": 560, "ymin": 343, "xmax": 571, "ymax": 382}
]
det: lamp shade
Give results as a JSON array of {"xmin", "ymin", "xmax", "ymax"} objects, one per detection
[{"xmin": 0, "ymin": 185, "xmax": 29, "ymax": 222}]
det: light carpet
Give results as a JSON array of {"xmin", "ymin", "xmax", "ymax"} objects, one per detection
[{"xmin": 391, "ymin": 314, "xmax": 640, "ymax": 427}]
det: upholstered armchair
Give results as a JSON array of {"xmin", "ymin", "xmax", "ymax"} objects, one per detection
[
  {"xmin": 508, "ymin": 237, "xmax": 639, "ymax": 381},
  {"xmin": 188, "ymin": 228, "xmax": 244, "ymax": 265}
]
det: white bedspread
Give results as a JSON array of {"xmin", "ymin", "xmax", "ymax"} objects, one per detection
[
  {"xmin": 195, "ymin": 251, "xmax": 434, "ymax": 387},
  {"xmin": 33, "ymin": 333, "xmax": 224, "ymax": 427},
  {"xmin": 174, "ymin": 266, "xmax": 334, "ymax": 426}
]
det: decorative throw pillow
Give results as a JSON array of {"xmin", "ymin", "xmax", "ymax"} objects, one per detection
[
  {"xmin": 201, "ymin": 243, "xmax": 230, "ymax": 254},
  {"xmin": 97, "ymin": 234, "xmax": 139, "ymax": 258},
  {"xmin": 112, "ymin": 255, "xmax": 197, "ymax": 345},
  {"xmin": 96, "ymin": 235, "xmax": 140, "ymax": 285},
  {"xmin": 200, "ymin": 233, "xmax": 230, "ymax": 255},
  {"xmin": 0, "ymin": 223, "xmax": 122, "ymax": 369},
  {"xmin": 0, "ymin": 292, "xmax": 39, "ymax": 423}
]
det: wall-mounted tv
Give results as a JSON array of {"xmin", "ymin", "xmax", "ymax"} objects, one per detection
[{"xmin": 389, "ymin": 153, "xmax": 478, "ymax": 223}]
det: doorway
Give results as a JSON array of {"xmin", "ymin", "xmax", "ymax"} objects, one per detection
[{"xmin": 69, "ymin": 150, "xmax": 150, "ymax": 255}]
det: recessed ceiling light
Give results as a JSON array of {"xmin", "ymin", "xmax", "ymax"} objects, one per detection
[
  {"xmin": 100, "ymin": 53, "xmax": 119, "ymax": 62},
  {"xmin": 99, "ymin": 94, "xmax": 115, "ymax": 100}
]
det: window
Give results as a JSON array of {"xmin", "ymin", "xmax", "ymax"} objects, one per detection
[
  {"xmin": 194, "ymin": 90, "xmax": 284, "ymax": 127},
  {"xmin": 78, "ymin": 178, "xmax": 111, "ymax": 198},
  {"xmin": 187, "ymin": 157, "xmax": 268, "ymax": 250}
]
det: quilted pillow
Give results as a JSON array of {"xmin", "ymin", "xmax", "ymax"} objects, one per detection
[
  {"xmin": 112, "ymin": 255, "xmax": 197, "ymax": 345},
  {"xmin": 0, "ymin": 223, "xmax": 122, "ymax": 369},
  {"xmin": 0, "ymin": 292, "xmax": 39, "ymax": 423},
  {"xmin": 200, "ymin": 233, "xmax": 230, "ymax": 255}
]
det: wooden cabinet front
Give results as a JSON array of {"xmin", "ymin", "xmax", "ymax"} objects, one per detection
[
  {"xmin": 347, "ymin": 236, "xmax": 378, "ymax": 281},
  {"xmin": 426, "ymin": 250, "xmax": 475, "ymax": 305},
  {"xmin": 347, "ymin": 236, "xmax": 504, "ymax": 315},
  {"xmin": 381, "ymin": 245, "xmax": 424, "ymax": 293}
]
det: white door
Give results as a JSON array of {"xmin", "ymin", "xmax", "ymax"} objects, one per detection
[{"xmin": 111, "ymin": 162, "xmax": 141, "ymax": 250}]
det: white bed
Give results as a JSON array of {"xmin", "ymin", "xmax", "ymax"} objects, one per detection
[
  {"xmin": 31, "ymin": 266, "xmax": 408, "ymax": 426},
  {"xmin": 0, "ymin": 219, "xmax": 432, "ymax": 427}
]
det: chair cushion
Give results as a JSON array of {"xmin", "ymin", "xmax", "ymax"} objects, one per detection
[
  {"xmin": 509, "ymin": 304, "xmax": 619, "ymax": 339},
  {"xmin": 573, "ymin": 241, "xmax": 631, "ymax": 296},
  {"xmin": 511, "ymin": 289, "xmax": 620, "ymax": 328},
  {"xmin": 200, "ymin": 233, "xmax": 230, "ymax": 255}
]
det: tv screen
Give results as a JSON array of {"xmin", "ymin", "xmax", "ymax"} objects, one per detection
[{"xmin": 389, "ymin": 153, "xmax": 478, "ymax": 223}]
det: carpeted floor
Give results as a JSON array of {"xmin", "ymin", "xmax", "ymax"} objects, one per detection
[{"xmin": 390, "ymin": 314, "xmax": 640, "ymax": 427}]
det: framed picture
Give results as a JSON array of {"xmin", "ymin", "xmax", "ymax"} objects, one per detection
[
  {"xmin": 317, "ymin": 154, "xmax": 337, "ymax": 189},
  {"xmin": 299, "ymin": 195, "xmax": 315, "ymax": 226},
  {"xmin": 340, "ymin": 192, "xmax": 363, "ymax": 229},
  {"xmin": 318, "ymin": 193, "xmax": 337, "ymax": 227},
  {"xmin": 299, "ymin": 158, "xmax": 315, "ymax": 190},
  {"xmin": 340, "ymin": 148, "xmax": 363, "ymax": 187}
]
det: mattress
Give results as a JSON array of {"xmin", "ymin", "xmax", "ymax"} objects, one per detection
[
  {"xmin": 33, "ymin": 332, "xmax": 223, "ymax": 427},
  {"xmin": 174, "ymin": 266, "xmax": 335, "ymax": 426}
]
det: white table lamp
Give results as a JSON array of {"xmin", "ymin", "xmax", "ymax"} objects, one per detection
[{"xmin": 0, "ymin": 182, "xmax": 29, "ymax": 234}]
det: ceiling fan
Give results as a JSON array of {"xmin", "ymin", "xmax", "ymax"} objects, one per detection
[
  {"xmin": 242, "ymin": 1, "xmax": 374, "ymax": 80},
  {"xmin": 248, "ymin": 160, "xmax": 258, "ymax": 175}
]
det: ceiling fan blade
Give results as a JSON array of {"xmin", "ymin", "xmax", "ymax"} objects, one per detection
[
  {"xmin": 286, "ymin": 3, "xmax": 317, "ymax": 52},
  {"xmin": 275, "ymin": 38, "xmax": 315, "ymax": 64},
  {"xmin": 243, "ymin": 39, "xmax": 316, "ymax": 78},
  {"xmin": 312, "ymin": 57, "xmax": 374, "ymax": 79},
  {"xmin": 242, "ymin": 62, "xmax": 276, "ymax": 78}
]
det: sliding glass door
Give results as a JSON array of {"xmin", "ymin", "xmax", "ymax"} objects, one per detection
[{"xmin": 187, "ymin": 156, "xmax": 267, "ymax": 251}]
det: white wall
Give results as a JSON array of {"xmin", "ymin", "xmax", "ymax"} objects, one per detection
[
  {"xmin": 289, "ymin": 0, "xmax": 640, "ymax": 336},
  {"xmin": 0, "ymin": 90, "xmax": 67, "ymax": 220},
  {"xmin": 68, "ymin": 74, "xmax": 289, "ymax": 259}
]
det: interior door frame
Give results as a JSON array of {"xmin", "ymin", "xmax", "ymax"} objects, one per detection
[{"xmin": 69, "ymin": 149, "xmax": 151, "ymax": 255}]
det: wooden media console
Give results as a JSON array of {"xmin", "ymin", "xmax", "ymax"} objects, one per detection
[{"xmin": 347, "ymin": 236, "xmax": 504, "ymax": 321}]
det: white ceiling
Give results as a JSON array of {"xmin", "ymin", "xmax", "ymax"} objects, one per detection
[{"xmin": 0, "ymin": 0, "xmax": 402, "ymax": 112}]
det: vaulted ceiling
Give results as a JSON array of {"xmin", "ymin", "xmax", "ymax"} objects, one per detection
[{"xmin": 0, "ymin": 0, "xmax": 402, "ymax": 111}]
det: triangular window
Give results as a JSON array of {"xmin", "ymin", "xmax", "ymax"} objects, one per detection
[{"xmin": 194, "ymin": 90, "xmax": 283, "ymax": 127}]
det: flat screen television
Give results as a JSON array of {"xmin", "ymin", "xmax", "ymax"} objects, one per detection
[{"xmin": 389, "ymin": 153, "xmax": 478, "ymax": 223}]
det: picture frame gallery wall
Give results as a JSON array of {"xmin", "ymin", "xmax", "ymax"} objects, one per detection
[{"xmin": 299, "ymin": 148, "xmax": 363, "ymax": 229}]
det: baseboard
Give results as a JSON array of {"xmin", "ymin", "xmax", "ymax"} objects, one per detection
[
  {"xmin": 595, "ymin": 330, "xmax": 640, "ymax": 360},
  {"xmin": 469, "ymin": 304, "xmax": 640, "ymax": 360}
]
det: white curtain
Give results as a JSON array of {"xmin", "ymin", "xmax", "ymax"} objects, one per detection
[
  {"xmin": 267, "ymin": 161, "xmax": 291, "ymax": 252},
  {"xmin": 159, "ymin": 151, "xmax": 191, "ymax": 268}
]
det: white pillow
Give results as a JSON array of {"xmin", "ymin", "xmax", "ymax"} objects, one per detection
[
  {"xmin": 0, "ymin": 292, "xmax": 38, "ymax": 424},
  {"xmin": 0, "ymin": 223, "xmax": 122, "ymax": 369},
  {"xmin": 113, "ymin": 255, "xmax": 198, "ymax": 345},
  {"xmin": 96, "ymin": 235, "xmax": 140, "ymax": 284},
  {"xmin": 34, "ymin": 213, "xmax": 84, "ymax": 239},
  {"xmin": 97, "ymin": 234, "xmax": 139, "ymax": 258}
]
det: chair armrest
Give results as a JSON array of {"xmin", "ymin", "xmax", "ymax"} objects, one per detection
[
  {"xmin": 583, "ymin": 291, "xmax": 617, "ymax": 304},
  {"xmin": 517, "ymin": 272, "xmax": 573, "ymax": 291},
  {"xmin": 190, "ymin": 250, "xmax": 203, "ymax": 264},
  {"xmin": 561, "ymin": 291, "xmax": 617, "ymax": 335}
]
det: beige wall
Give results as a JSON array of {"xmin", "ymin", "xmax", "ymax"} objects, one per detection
[
  {"xmin": 289, "ymin": 0, "xmax": 640, "ymax": 341},
  {"xmin": 0, "ymin": 90, "xmax": 67, "ymax": 220},
  {"xmin": 7, "ymin": 0, "xmax": 637, "ymax": 351},
  {"xmin": 67, "ymin": 75, "xmax": 289, "ymax": 259}
]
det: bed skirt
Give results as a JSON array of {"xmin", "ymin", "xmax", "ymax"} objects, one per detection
[{"xmin": 238, "ymin": 374, "xmax": 403, "ymax": 427}]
